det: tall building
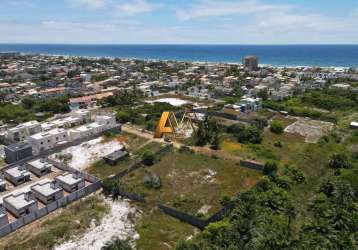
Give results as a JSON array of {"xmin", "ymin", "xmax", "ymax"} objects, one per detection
[{"xmin": 243, "ymin": 56, "xmax": 259, "ymax": 71}]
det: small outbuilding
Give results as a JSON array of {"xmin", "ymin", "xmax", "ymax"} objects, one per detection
[
  {"xmin": 27, "ymin": 158, "xmax": 52, "ymax": 177},
  {"xmin": 3, "ymin": 191, "xmax": 38, "ymax": 218},
  {"xmin": 4, "ymin": 165, "xmax": 31, "ymax": 186},
  {"xmin": 55, "ymin": 172, "xmax": 85, "ymax": 193},
  {"xmin": 103, "ymin": 150, "xmax": 128, "ymax": 166},
  {"xmin": 31, "ymin": 181, "xmax": 64, "ymax": 204}
]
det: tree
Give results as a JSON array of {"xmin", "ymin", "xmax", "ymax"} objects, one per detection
[
  {"xmin": 270, "ymin": 121, "xmax": 284, "ymax": 134},
  {"xmin": 236, "ymin": 125, "xmax": 263, "ymax": 144}
]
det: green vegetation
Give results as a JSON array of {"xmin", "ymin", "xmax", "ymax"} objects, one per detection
[
  {"xmin": 176, "ymin": 128, "xmax": 358, "ymax": 249},
  {"xmin": 270, "ymin": 120, "xmax": 284, "ymax": 134},
  {"xmin": 227, "ymin": 124, "xmax": 263, "ymax": 144},
  {"xmin": 0, "ymin": 96, "xmax": 70, "ymax": 123},
  {"xmin": 193, "ymin": 116, "xmax": 220, "ymax": 149},
  {"xmin": 0, "ymin": 195, "xmax": 109, "ymax": 250},
  {"xmin": 122, "ymin": 150, "xmax": 262, "ymax": 215},
  {"xmin": 102, "ymin": 239, "xmax": 133, "ymax": 250}
]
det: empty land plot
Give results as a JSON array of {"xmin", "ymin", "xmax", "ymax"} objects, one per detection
[
  {"xmin": 285, "ymin": 117, "xmax": 334, "ymax": 143},
  {"xmin": 122, "ymin": 150, "xmax": 262, "ymax": 217},
  {"xmin": 88, "ymin": 141, "xmax": 163, "ymax": 179}
]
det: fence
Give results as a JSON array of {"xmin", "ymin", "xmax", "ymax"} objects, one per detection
[
  {"xmin": 107, "ymin": 143, "xmax": 173, "ymax": 180},
  {"xmin": 158, "ymin": 204, "xmax": 208, "ymax": 230},
  {"xmin": 239, "ymin": 160, "xmax": 264, "ymax": 171},
  {"xmin": 0, "ymin": 165, "xmax": 102, "ymax": 238},
  {"xmin": 3, "ymin": 124, "xmax": 121, "ymax": 170}
]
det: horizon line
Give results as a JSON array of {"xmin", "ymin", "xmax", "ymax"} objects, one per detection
[{"xmin": 1, "ymin": 43, "xmax": 358, "ymax": 46}]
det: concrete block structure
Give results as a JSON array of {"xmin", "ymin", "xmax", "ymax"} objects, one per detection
[
  {"xmin": 0, "ymin": 205, "xmax": 9, "ymax": 227},
  {"xmin": 4, "ymin": 142, "xmax": 33, "ymax": 164},
  {"xmin": 27, "ymin": 158, "xmax": 52, "ymax": 177},
  {"xmin": 3, "ymin": 192, "xmax": 38, "ymax": 218},
  {"xmin": 28, "ymin": 128, "xmax": 68, "ymax": 155},
  {"xmin": 5, "ymin": 121, "xmax": 41, "ymax": 143},
  {"xmin": 103, "ymin": 150, "xmax": 128, "ymax": 165},
  {"xmin": 31, "ymin": 181, "xmax": 64, "ymax": 205},
  {"xmin": 55, "ymin": 172, "xmax": 85, "ymax": 193},
  {"xmin": 0, "ymin": 176, "xmax": 6, "ymax": 192},
  {"xmin": 4, "ymin": 165, "xmax": 31, "ymax": 186}
]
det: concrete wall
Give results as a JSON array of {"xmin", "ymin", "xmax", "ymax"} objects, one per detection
[{"xmin": 0, "ymin": 173, "xmax": 101, "ymax": 238}]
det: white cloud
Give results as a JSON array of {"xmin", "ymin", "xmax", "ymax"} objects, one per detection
[
  {"xmin": 175, "ymin": 0, "xmax": 292, "ymax": 21},
  {"xmin": 115, "ymin": 0, "xmax": 160, "ymax": 16},
  {"xmin": 67, "ymin": 0, "xmax": 106, "ymax": 9}
]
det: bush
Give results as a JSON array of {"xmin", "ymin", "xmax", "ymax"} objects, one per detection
[
  {"xmin": 143, "ymin": 172, "xmax": 161, "ymax": 189},
  {"xmin": 328, "ymin": 154, "xmax": 352, "ymax": 169},
  {"xmin": 102, "ymin": 238, "xmax": 133, "ymax": 250},
  {"xmin": 236, "ymin": 125, "xmax": 263, "ymax": 144},
  {"xmin": 263, "ymin": 161, "xmax": 278, "ymax": 175},
  {"xmin": 270, "ymin": 121, "xmax": 284, "ymax": 134},
  {"xmin": 274, "ymin": 141, "xmax": 283, "ymax": 148},
  {"xmin": 142, "ymin": 151, "xmax": 155, "ymax": 166}
]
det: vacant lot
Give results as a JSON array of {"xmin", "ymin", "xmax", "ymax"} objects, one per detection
[
  {"xmin": 123, "ymin": 150, "xmax": 262, "ymax": 216},
  {"xmin": 285, "ymin": 117, "xmax": 334, "ymax": 143}
]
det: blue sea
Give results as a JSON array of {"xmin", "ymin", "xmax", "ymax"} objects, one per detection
[{"xmin": 1, "ymin": 44, "xmax": 358, "ymax": 68}]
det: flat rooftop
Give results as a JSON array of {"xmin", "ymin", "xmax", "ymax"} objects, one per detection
[
  {"xmin": 3, "ymin": 193, "xmax": 36, "ymax": 210},
  {"xmin": 4, "ymin": 166, "xmax": 30, "ymax": 179},
  {"xmin": 5, "ymin": 142, "xmax": 32, "ymax": 151},
  {"xmin": 56, "ymin": 173, "xmax": 83, "ymax": 186},
  {"xmin": 28, "ymin": 159, "xmax": 52, "ymax": 170},
  {"xmin": 31, "ymin": 181, "xmax": 62, "ymax": 197}
]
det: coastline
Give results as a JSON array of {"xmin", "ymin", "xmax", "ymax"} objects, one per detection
[{"xmin": 1, "ymin": 44, "xmax": 358, "ymax": 68}]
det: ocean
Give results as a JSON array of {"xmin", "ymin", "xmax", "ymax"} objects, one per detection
[{"xmin": 1, "ymin": 44, "xmax": 358, "ymax": 68}]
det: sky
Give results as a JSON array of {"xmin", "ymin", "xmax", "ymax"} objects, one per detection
[{"xmin": 0, "ymin": 0, "xmax": 358, "ymax": 44}]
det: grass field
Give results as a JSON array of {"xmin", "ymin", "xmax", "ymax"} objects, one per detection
[
  {"xmin": 0, "ymin": 195, "xmax": 109, "ymax": 250},
  {"xmin": 88, "ymin": 139, "xmax": 163, "ymax": 179},
  {"xmin": 135, "ymin": 204, "xmax": 198, "ymax": 250},
  {"xmin": 123, "ymin": 150, "xmax": 262, "ymax": 216}
]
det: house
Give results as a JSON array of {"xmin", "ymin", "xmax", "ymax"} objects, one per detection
[
  {"xmin": 55, "ymin": 172, "xmax": 85, "ymax": 193},
  {"xmin": 27, "ymin": 158, "xmax": 52, "ymax": 177},
  {"xmin": 31, "ymin": 181, "xmax": 64, "ymax": 205},
  {"xmin": 4, "ymin": 165, "xmax": 31, "ymax": 186},
  {"xmin": 103, "ymin": 150, "xmax": 128, "ymax": 165},
  {"xmin": 224, "ymin": 96, "xmax": 262, "ymax": 114},
  {"xmin": 5, "ymin": 120, "xmax": 42, "ymax": 143},
  {"xmin": 0, "ymin": 205, "xmax": 9, "ymax": 227},
  {"xmin": 3, "ymin": 191, "xmax": 38, "ymax": 218},
  {"xmin": 68, "ymin": 115, "xmax": 117, "ymax": 141},
  {"xmin": 28, "ymin": 128, "xmax": 68, "ymax": 155},
  {"xmin": 4, "ymin": 142, "xmax": 33, "ymax": 164}
]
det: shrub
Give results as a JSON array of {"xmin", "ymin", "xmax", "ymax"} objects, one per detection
[
  {"xmin": 328, "ymin": 154, "xmax": 352, "ymax": 169},
  {"xmin": 263, "ymin": 161, "xmax": 278, "ymax": 175},
  {"xmin": 270, "ymin": 121, "xmax": 284, "ymax": 134},
  {"xmin": 236, "ymin": 125, "xmax": 263, "ymax": 144},
  {"xmin": 142, "ymin": 151, "xmax": 155, "ymax": 166},
  {"xmin": 143, "ymin": 172, "xmax": 161, "ymax": 189},
  {"xmin": 274, "ymin": 141, "xmax": 283, "ymax": 148}
]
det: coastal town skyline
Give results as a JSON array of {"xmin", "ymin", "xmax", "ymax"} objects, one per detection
[{"xmin": 1, "ymin": 0, "xmax": 358, "ymax": 44}]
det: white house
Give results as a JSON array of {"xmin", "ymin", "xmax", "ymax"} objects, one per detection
[
  {"xmin": 28, "ymin": 128, "xmax": 68, "ymax": 155},
  {"xmin": 5, "ymin": 121, "xmax": 42, "ymax": 143}
]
